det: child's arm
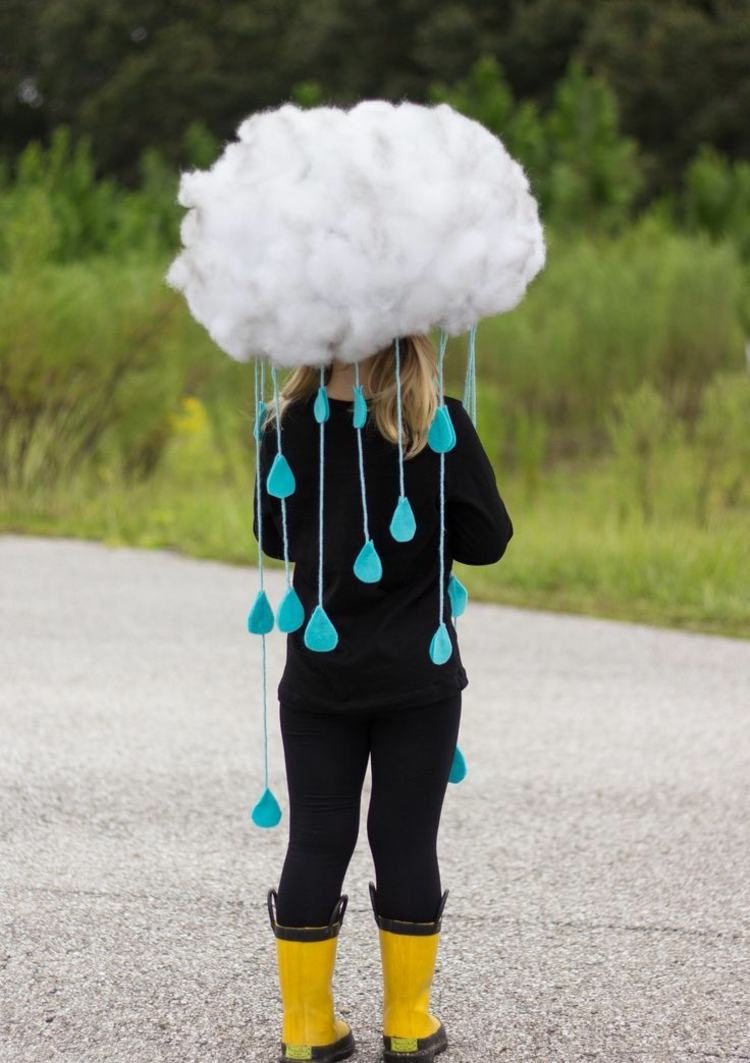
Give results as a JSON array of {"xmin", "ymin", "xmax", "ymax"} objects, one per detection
[
  {"xmin": 252, "ymin": 423, "xmax": 287, "ymax": 561},
  {"xmin": 445, "ymin": 400, "xmax": 513, "ymax": 565}
]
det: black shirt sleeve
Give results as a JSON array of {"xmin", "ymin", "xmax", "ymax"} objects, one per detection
[
  {"xmin": 252, "ymin": 420, "xmax": 287, "ymax": 561},
  {"xmin": 444, "ymin": 399, "xmax": 514, "ymax": 565}
]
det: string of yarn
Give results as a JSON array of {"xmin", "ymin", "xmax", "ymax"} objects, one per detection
[
  {"xmin": 395, "ymin": 336, "xmax": 405, "ymax": 497},
  {"xmin": 437, "ymin": 328, "xmax": 447, "ymax": 401},
  {"xmin": 261, "ymin": 620, "xmax": 269, "ymax": 784},
  {"xmin": 271, "ymin": 365, "xmax": 292, "ymax": 584},
  {"xmin": 354, "ymin": 360, "xmax": 369, "ymax": 543},
  {"xmin": 250, "ymin": 358, "xmax": 281, "ymax": 828},
  {"xmin": 318, "ymin": 365, "xmax": 325, "ymax": 604},
  {"xmin": 254, "ymin": 359, "xmax": 265, "ymax": 591},
  {"xmin": 463, "ymin": 325, "xmax": 477, "ymax": 426},
  {"xmin": 388, "ymin": 336, "xmax": 417, "ymax": 542},
  {"xmin": 302, "ymin": 365, "xmax": 339, "ymax": 651},
  {"xmin": 352, "ymin": 361, "xmax": 382, "ymax": 583},
  {"xmin": 439, "ymin": 448, "xmax": 445, "ymax": 625},
  {"xmin": 428, "ymin": 329, "xmax": 453, "ymax": 665},
  {"xmin": 437, "ymin": 334, "xmax": 446, "ymax": 627}
]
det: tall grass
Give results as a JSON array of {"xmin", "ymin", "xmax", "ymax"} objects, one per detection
[{"xmin": 1, "ymin": 202, "xmax": 748, "ymax": 637}]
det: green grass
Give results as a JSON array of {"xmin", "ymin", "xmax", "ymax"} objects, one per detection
[
  {"xmin": 3, "ymin": 455, "xmax": 748, "ymax": 640},
  {"xmin": 2, "ymin": 222, "xmax": 748, "ymax": 640}
]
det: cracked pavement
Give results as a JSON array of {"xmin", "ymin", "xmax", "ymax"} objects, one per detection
[{"xmin": 1, "ymin": 535, "xmax": 749, "ymax": 1062}]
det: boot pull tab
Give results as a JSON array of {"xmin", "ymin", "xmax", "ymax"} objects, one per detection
[
  {"xmin": 329, "ymin": 893, "xmax": 349, "ymax": 930},
  {"xmin": 433, "ymin": 888, "xmax": 449, "ymax": 930},
  {"xmin": 267, "ymin": 887, "xmax": 279, "ymax": 932}
]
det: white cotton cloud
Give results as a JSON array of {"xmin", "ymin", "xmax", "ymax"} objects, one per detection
[{"xmin": 165, "ymin": 99, "xmax": 546, "ymax": 368}]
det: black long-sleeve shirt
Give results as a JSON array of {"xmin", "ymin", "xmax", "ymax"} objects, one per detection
[{"xmin": 253, "ymin": 391, "xmax": 513, "ymax": 713}]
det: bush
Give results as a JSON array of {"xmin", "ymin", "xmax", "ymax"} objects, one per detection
[
  {"xmin": 693, "ymin": 371, "xmax": 750, "ymax": 524},
  {"xmin": 604, "ymin": 381, "xmax": 682, "ymax": 523}
]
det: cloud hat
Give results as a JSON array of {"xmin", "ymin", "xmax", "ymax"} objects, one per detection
[{"xmin": 165, "ymin": 99, "xmax": 545, "ymax": 367}]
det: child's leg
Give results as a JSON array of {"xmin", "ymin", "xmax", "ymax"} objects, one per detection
[
  {"xmin": 366, "ymin": 692, "xmax": 462, "ymax": 922},
  {"xmin": 276, "ymin": 700, "xmax": 371, "ymax": 927}
]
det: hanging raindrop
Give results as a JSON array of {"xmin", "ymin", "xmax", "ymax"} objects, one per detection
[
  {"xmin": 304, "ymin": 604, "xmax": 339, "ymax": 652},
  {"xmin": 276, "ymin": 586, "xmax": 305, "ymax": 632},
  {"xmin": 313, "ymin": 386, "xmax": 330, "ymax": 423},
  {"xmin": 353, "ymin": 539, "xmax": 383, "ymax": 583},
  {"xmin": 251, "ymin": 786, "xmax": 282, "ymax": 828},
  {"xmin": 448, "ymin": 572, "xmax": 469, "ymax": 617},
  {"xmin": 266, "ymin": 453, "xmax": 296, "ymax": 498},
  {"xmin": 389, "ymin": 495, "xmax": 416, "ymax": 542},
  {"xmin": 428, "ymin": 405, "xmax": 456, "ymax": 453},
  {"xmin": 247, "ymin": 589, "xmax": 274, "ymax": 634},
  {"xmin": 448, "ymin": 745, "xmax": 467, "ymax": 784},
  {"xmin": 429, "ymin": 621, "xmax": 453, "ymax": 665},
  {"xmin": 352, "ymin": 385, "xmax": 368, "ymax": 429}
]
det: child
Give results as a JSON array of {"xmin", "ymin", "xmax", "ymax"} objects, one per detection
[
  {"xmin": 254, "ymin": 333, "xmax": 513, "ymax": 1062},
  {"xmin": 164, "ymin": 97, "xmax": 544, "ymax": 1063}
]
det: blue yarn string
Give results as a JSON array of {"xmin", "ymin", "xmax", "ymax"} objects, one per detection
[
  {"xmin": 271, "ymin": 365, "xmax": 292, "ymax": 586},
  {"xmin": 254, "ymin": 359, "xmax": 265, "ymax": 592},
  {"xmin": 437, "ymin": 330, "xmax": 448, "ymax": 628},
  {"xmin": 318, "ymin": 365, "xmax": 325, "ymax": 605},
  {"xmin": 437, "ymin": 329, "xmax": 448, "ymax": 405},
  {"xmin": 463, "ymin": 326, "xmax": 477, "ymax": 426},
  {"xmin": 253, "ymin": 358, "xmax": 269, "ymax": 790},
  {"xmin": 439, "ymin": 448, "xmax": 445, "ymax": 625},
  {"xmin": 354, "ymin": 360, "xmax": 370, "ymax": 542},
  {"xmin": 260, "ymin": 619, "xmax": 269, "ymax": 788},
  {"xmin": 394, "ymin": 337, "xmax": 405, "ymax": 498}
]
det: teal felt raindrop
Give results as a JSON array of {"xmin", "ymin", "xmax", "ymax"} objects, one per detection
[
  {"xmin": 389, "ymin": 495, "xmax": 416, "ymax": 542},
  {"xmin": 313, "ymin": 386, "xmax": 330, "ymax": 423},
  {"xmin": 267, "ymin": 453, "xmax": 296, "ymax": 498},
  {"xmin": 304, "ymin": 604, "xmax": 339, "ymax": 652},
  {"xmin": 276, "ymin": 586, "xmax": 305, "ymax": 632},
  {"xmin": 448, "ymin": 572, "xmax": 469, "ymax": 617},
  {"xmin": 427, "ymin": 405, "xmax": 457, "ymax": 453},
  {"xmin": 253, "ymin": 399, "xmax": 267, "ymax": 441},
  {"xmin": 353, "ymin": 386, "xmax": 368, "ymax": 429},
  {"xmin": 251, "ymin": 786, "xmax": 282, "ymax": 828},
  {"xmin": 353, "ymin": 539, "xmax": 383, "ymax": 583},
  {"xmin": 429, "ymin": 621, "xmax": 453, "ymax": 665},
  {"xmin": 248, "ymin": 589, "xmax": 274, "ymax": 634},
  {"xmin": 448, "ymin": 745, "xmax": 467, "ymax": 784}
]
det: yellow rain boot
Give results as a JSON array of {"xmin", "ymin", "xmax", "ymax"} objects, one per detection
[
  {"xmin": 368, "ymin": 881, "xmax": 449, "ymax": 1062},
  {"xmin": 267, "ymin": 888, "xmax": 356, "ymax": 1062}
]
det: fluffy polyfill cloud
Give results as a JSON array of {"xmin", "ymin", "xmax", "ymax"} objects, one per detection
[{"xmin": 165, "ymin": 99, "xmax": 546, "ymax": 368}]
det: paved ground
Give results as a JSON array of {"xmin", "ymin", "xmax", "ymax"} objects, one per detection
[{"xmin": 1, "ymin": 535, "xmax": 749, "ymax": 1063}]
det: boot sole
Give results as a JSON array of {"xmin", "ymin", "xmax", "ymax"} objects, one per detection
[
  {"xmin": 382, "ymin": 1023, "xmax": 448, "ymax": 1062},
  {"xmin": 279, "ymin": 1028, "xmax": 356, "ymax": 1062}
]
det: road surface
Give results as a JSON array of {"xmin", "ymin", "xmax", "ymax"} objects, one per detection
[{"xmin": 1, "ymin": 535, "xmax": 749, "ymax": 1062}]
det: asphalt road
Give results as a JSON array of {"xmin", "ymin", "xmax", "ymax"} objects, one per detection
[{"xmin": 1, "ymin": 535, "xmax": 749, "ymax": 1063}]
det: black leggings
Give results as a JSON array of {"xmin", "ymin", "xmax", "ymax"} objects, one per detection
[{"xmin": 275, "ymin": 691, "xmax": 462, "ymax": 927}]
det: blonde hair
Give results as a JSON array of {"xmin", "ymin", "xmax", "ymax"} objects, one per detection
[{"xmin": 263, "ymin": 335, "xmax": 438, "ymax": 458}]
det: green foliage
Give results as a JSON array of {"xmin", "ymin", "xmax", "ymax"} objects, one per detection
[
  {"xmin": 2, "ymin": 15, "xmax": 749, "ymax": 638},
  {"xmin": 579, "ymin": 0, "xmax": 750, "ymax": 199},
  {"xmin": 681, "ymin": 146, "xmax": 750, "ymax": 261},
  {"xmin": 543, "ymin": 59, "xmax": 641, "ymax": 232},
  {"xmin": 511, "ymin": 411, "xmax": 547, "ymax": 504},
  {"xmin": 182, "ymin": 120, "xmax": 221, "ymax": 170},
  {"xmin": 604, "ymin": 382, "xmax": 681, "ymax": 523},
  {"xmin": 4, "ymin": 0, "xmax": 749, "ymax": 213},
  {"xmin": 693, "ymin": 371, "xmax": 750, "ymax": 525},
  {"xmin": 478, "ymin": 218, "xmax": 746, "ymax": 453},
  {"xmin": 0, "ymin": 251, "xmax": 209, "ymax": 490},
  {"xmin": 292, "ymin": 81, "xmax": 325, "ymax": 109},
  {"xmin": 431, "ymin": 56, "xmax": 641, "ymax": 232},
  {"xmin": 0, "ymin": 125, "xmax": 183, "ymax": 265}
]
